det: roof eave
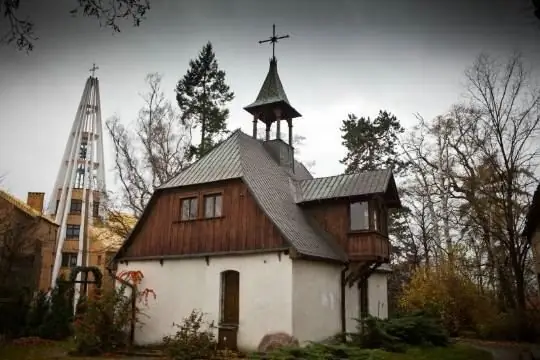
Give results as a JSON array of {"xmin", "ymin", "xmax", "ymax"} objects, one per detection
[{"xmin": 243, "ymin": 101, "xmax": 302, "ymax": 120}]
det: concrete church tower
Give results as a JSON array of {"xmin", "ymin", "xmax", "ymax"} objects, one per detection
[{"xmin": 45, "ymin": 65, "xmax": 107, "ymax": 299}]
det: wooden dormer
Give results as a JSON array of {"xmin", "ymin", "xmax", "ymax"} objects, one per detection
[
  {"xmin": 347, "ymin": 195, "xmax": 390, "ymax": 262},
  {"xmin": 296, "ymin": 170, "xmax": 401, "ymax": 263}
]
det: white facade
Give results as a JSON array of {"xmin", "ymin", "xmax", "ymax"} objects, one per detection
[{"xmin": 117, "ymin": 252, "xmax": 389, "ymax": 351}]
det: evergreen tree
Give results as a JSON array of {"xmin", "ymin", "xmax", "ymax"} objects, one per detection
[
  {"xmin": 175, "ymin": 42, "xmax": 234, "ymax": 160},
  {"xmin": 26, "ymin": 290, "xmax": 49, "ymax": 336},
  {"xmin": 340, "ymin": 110, "xmax": 407, "ymax": 174},
  {"xmin": 340, "ymin": 110, "xmax": 411, "ymax": 316},
  {"xmin": 40, "ymin": 276, "xmax": 73, "ymax": 340}
]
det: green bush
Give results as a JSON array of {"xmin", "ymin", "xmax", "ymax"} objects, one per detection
[
  {"xmin": 25, "ymin": 290, "xmax": 49, "ymax": 336},
  {"xmin": 354, "ymin": 317, "xmax": 405, "ymax": 353},
  {"xmin": 0, "ymin": 287, "xmax": 32, "ymax": 339},
  {"xmin": 249, "ymin": 343, "xmax": 374, "ymax": 359},
  {"xmin": 40, "ymin": 280, "xmax": 73, "ymax": 340},
  {"xmin": 474, "ymin": 310, "xmax": 536, "ymax": 341},
  {"xmin": 354, "ymin": 312, "xmax": 449, "ymax": 351},
  {"xmin": 73, "ymin": 286, "xmax": 132, "ymax": 356},
  {"xmin": 162, "ymin": 309, "xmax": 217, "ymax": 360}
]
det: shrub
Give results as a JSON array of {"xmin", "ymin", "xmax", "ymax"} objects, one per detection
[
  {"xmin": 73, "ymin": 285, "xmax": 133, "ymax": 355},
  {"xmin": 250, "ymin": 343, "xmax": 374, "ymax": 360},
  {"xmin": 25, "ymin": 290, "xmax": 48, "ymax": 336},
  {"xmin": 162, "ymin": 309, "xmax": 217, "ymax": 360},
  {"xmin": 354, "ymin": 316, "xmax": 405, "ymax": 352},
  {"xmin": 354, "ymin": 312, "xmax": 449, "ymax": 352},
  {"xmin": 0, "ymin": 287, "xmax": 32, "ymax": 339},
  {"xmin": 40, "ymin": 279, "xmax": 73, "ymax": 340},
  {"xmin": 399, "ymin": 262, "xmax": 495, "ymax": 336}
]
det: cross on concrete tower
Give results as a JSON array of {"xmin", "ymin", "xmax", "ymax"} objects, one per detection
[
  {"xmin": 258, "ymin": 24, "xmax": 290, "ymax": 60},
  {"xmin": 89, "ymin": 63, "xmax": 99, "ymax": 77}
]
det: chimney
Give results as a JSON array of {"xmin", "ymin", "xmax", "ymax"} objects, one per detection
[{"xmin": 27, "ymin": 192, "xmax": 45, "ymax": 214}]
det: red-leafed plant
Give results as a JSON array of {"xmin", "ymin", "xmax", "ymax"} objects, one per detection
[
  {"xmin": 117, "ymin": 270, "xmax": 156, "ymax": 307},
  {"xmin": 73, "ymin": 270, "xmax": 156, "ymax": 356}
]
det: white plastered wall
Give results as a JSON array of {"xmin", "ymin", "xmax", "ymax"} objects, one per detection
[
  {"xmin": 116, "ymin": 252, "xmax": 293, "ymax": 351},
  {"xmin": 291, "ymin": 260, "xmax": 342, "ymax": 343}
]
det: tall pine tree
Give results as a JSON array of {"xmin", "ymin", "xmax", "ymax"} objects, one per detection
[
  {"xmin": 175, "ymin": 42, "xmax": 234, "ymax": 160},
  {"xmin": 340, "ymin": 110, "xmax": 407, "ymax": 174}
]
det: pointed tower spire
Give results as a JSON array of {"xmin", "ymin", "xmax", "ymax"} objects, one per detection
[
  {"xmin": 46, "ymin": 69, "xmax": 106, "ymax": 307},
  {"xmin": 244, "ymin": 24, "xmax": 301, "ymax": 145}
]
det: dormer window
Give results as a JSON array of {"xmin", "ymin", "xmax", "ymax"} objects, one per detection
[
  {"xmin": 350, "ymin": 201, "xmax": 369, "ymax": 231},
  {"xmin": 350, "ymin": 199, "xmax": 387, "ymax": 234}
]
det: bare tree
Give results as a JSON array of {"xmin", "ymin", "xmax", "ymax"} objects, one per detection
[
  {"xmin": 1, "ymin": 0, "xmax": 151, "ymax": 52},
  {"xmin": 0, "ymin": 210, "xmax": 40, "ymax": 294},
  {"xmin": 457, "ymin": 53, "xmax": 539, "ymax": 317},
  {"xmin": 402, "ymin": 52, "xmax": 539, "ymax": 337},
  {"xmin": 106, "ymin": 73, "xmax": 192, "ymax": 219}
]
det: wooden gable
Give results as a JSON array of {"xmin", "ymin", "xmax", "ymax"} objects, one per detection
[{"xmin": 119, "ymin": 179, "xmax": 288, "ymax": 260}]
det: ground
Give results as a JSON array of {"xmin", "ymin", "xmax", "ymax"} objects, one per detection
[
  {"xmin": 0, "ymin": 339, "xmax": 165, "ymax": 360},
  {"xmin": 459, "ymin": 339, "xmax": 540, "ymax": 360},
  {"xmin": 0, "ymin": 340, "xmax": 494, "ymax": 360}
]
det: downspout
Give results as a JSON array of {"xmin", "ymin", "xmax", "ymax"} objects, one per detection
[
  {"xmin": 107, "ymin": 265, "xmax": 136, "ymax": 348},
  {"xmin": 340, "ymin": 263, "xmax": 349, "ymax": 341}
]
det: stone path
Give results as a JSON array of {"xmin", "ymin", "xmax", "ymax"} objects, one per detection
[{"xmin": 459, "ymin": 339, "xmax": 540, "ymax": 360}]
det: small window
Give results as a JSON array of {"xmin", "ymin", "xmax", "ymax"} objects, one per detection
[
  {"xmin": 93, "ymin": 201, "xmax": 100, "ymax": 217},
  {"xmin": 350, "ymin": 201, "xmax": 369, "ymax": 231},
  {"xmin": 97, "ymin": 255, "xmax": 102, "ymax": 266},
  {"xmin": 70, "ymin": 199, "xmax": 82, "ymax": 214},
  {"xmin": 181, "ymin": 197, "xmax": 198, "ymax": 221},
  {"xmin": 66, "ymin": 224, "xmax": 80, "ymax": 238},
  {"xmin": 61, "ymin": 252, "xmax": 78, "ymax": 268},
  {"xmin": 55, "ymin": 200, "xmax": 60, "ymax": 214},
  {"xmin": 204, "ymin": 194, "xmax": 223, "ymax": 219},
  {"xmin": 79, "ymin": 142, "xmax": 88, "ymax": 159}
]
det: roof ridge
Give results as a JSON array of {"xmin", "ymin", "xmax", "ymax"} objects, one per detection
[{"xmin": 298, "ymin": 168, "xmax": 392, "ymax": 183}]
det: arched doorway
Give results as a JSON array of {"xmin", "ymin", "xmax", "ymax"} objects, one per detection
[{"xmin": 218, "ymin": 270, "xmax": 239, "ymax": 350}]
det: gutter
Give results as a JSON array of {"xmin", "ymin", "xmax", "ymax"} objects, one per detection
[{"xmin": 340, "ymin": 263, "xmax": 349, "ymax": 340}]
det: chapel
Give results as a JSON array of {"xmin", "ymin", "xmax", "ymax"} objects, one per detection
[{"xmin": 114, "ymin": 26, "xmax": 401, "ymax": 351}]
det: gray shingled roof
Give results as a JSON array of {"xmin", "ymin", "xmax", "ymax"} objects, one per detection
[
  {"xmin": 296, "ymin": 170, "xmax": 393, "ymax": 203},
  {"xmin": 246, "ymin": 58, "xmax": 291, "ymax": 108},
  {"xmin": 161, "ymin": 134, "xmax": 243, "ymax": 189},
  {"xmin": 161, "ymin": 129, "xmax": 346, "ymax": 261}
]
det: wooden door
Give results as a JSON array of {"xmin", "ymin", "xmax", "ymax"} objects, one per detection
[{"xmin": 218, "ymin": 270, "xmax": 239, "ymax": 350}]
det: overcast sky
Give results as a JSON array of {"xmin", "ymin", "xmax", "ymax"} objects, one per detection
[{"xmin": 0, "ymin": 0, "xmax": 539, "ymax": 208}]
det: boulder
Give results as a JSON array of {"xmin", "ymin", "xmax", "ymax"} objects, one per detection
[{"xmin": 257, "ymin": 332, "xmax": 299, "ymax": 352}]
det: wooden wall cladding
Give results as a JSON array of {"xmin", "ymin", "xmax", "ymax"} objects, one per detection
[
  {"xmin": 303, "ymin": 199, "xmax": 390, "ymax": 261},
  {"xmin": 122, "ymin": 179, "xmax": 286, "ymax": 258}
]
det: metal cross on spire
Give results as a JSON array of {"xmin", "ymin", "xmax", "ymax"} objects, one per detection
[
  {"xmin": 258, "ymin": 24, "xmax": 290, "ymax": 60},
  {"xmin": 89, "ymin": 63, "xmax": 99, "ymax": 77}
]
